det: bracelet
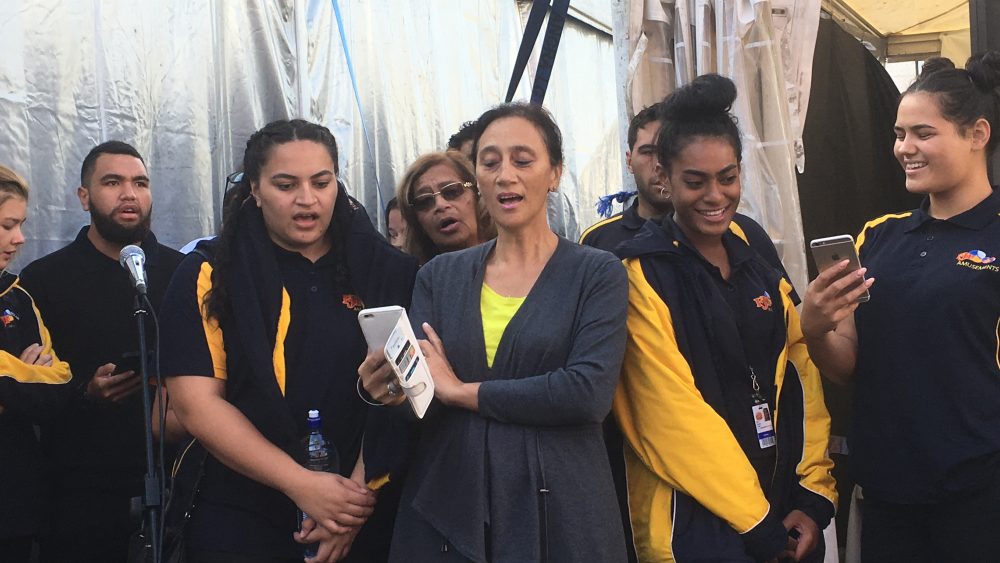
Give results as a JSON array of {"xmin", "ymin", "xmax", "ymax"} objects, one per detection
[{"xmin": 356, "ymin": 376, "xmax": 385, "ymax": 407}]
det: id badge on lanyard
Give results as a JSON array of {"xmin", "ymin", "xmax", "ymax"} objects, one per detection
[{"xmin": 749, "ymin": 366, "xmax": 775, "ymax": 449}]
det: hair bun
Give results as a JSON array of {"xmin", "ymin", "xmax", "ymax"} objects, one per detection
[
  {"xmin": 661, "ymin": 73, "xmax": 737, "ymax": 121},
  {"xmin": 966, "ymin": 51, "xmax": 1000, "ymax": 92},
  {"xmin": 918, "ymin": 57, "xmax": 956, "ymax": 80}
]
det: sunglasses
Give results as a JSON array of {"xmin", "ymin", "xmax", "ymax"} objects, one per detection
[{"xmin": 409, "ymin": 181, "xmax": 475, "ymax": 212}]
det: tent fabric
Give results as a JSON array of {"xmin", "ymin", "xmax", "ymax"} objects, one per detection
[
  {"xmin": 618, "ymin": 0, "xmax": 822, "ymax": 293},
  {"xmin": 797, "ymin": 16, "xmax": 921, "ymax": 269},
  {"xmin": 841, "ymin": 0, "xmax": 969, "ymax": 36},
  {"xmin": 0, "ymin": 0, "xmax": 622, "ymax": 268},
  {"xmin": 795, "ymin": 15, "xmax": 923, "ymax": 550}
]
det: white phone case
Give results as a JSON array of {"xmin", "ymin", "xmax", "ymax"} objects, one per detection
[{"xmin": 358, "ymin": 306, "xmax": 435, "ymax": 418}]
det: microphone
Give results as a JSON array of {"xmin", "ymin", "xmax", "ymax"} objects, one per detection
[{"xmin": 119, "ymin": 245, "xmax": 148, "ymax": 295}]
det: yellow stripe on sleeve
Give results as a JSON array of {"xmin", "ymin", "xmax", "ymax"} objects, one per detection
[
  {"xmin": 614, "ymin": 258, "xmax": 770, "ymax": 551},
  {"xmin": 779, "ymin": 279, "xmax": 838, "ymax": 510},
  {"xmin": 273, "ymin": 288, "xmax": 291, "ymax": 396},
  {"xmin": 196, "ymin": 263, "xmax": 227, "ymax": 380},
  {"xmin": 0, "ymin": 286, "xmax": 72, "ymax": 385},
  {"xmin": 856, "ymin": 212, "xmax": 911, "ymax": 252},
  {"xmin": 579, "ymin": 214, "xmax": 623, "ymax": 244}
]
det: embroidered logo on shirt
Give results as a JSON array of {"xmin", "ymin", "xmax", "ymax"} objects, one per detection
[
  {"xmin": 342, "ymin": 294, "xmax": 365, "ymax": 311},
  {"xmin": 956, "ymin": 249, "xmax": 999, "ymax": 272},
  {"xmin": 0, "ymin": 308, "xmax": 18, "ymax": 327},
  {"xmin": 753, "ymin": 291, "xmax": 773, "ymax": 311}
]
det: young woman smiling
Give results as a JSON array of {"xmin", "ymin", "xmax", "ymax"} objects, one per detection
[
  {"xmin": 613, "ymin": 74, "xmax": 836, "ymax": 563},
  {"xmin": 801, "ymin": 53, "xmax": 1000, "ymax": 562}
]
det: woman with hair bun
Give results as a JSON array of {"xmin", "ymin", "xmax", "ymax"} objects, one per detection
[
  {"xmin": 614, "ymin": 74, "xmax": 836, "ymax": 562},
  {"xmin": 802, "ymin": 52, "xmax": 1000, "ymax": 562}
]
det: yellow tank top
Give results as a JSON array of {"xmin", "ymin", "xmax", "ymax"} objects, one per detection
[{"xmin": 481, "ymin": 283, "xmax": 526, "ymax": 368}]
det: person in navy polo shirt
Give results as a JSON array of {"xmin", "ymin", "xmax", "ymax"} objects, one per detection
[{"xmin": 802, "ymin": 53, "xmax": 1000, "ymax": 562}]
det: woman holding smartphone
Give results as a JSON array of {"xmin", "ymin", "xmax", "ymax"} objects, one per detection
[
  {"xmin": 362, "ymin": 103, "xmax": 630, "ymax": 562},
  {"xmin": 802, "ymin": 53, "xmax": 1000, "ymax": 562},
  {"xmin": 613, "ymin": 74, "xmax": 836, "ymax": 562},
  {"xmin": 0, "ymin": 166, "xmax": 72, "ymax": 562}
]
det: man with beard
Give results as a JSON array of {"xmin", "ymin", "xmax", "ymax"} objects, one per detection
[
  {"xmin": 580, "ymin": 103, "xmax": 673, "ymax": 251},
  {"xmin": 19, "ymin": 141, "xmax": 183, "ymax": 563}
]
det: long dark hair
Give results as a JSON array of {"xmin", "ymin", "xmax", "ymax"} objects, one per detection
[
  {"xmin": 656, "ymin": 73, "xmax": 742, "ymax": 172},
  {"xmin": 203, "ymin": 119, "xmax": 353, "ymax": 324},
  {"xmin": 905, "ymin": 52, "xmax": 1000, "ymax": 157}
]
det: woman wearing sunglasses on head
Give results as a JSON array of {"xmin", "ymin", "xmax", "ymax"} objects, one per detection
[
  {"xmin": 360, "ymin": 103, "xmax": 630, "ymax": 562},
  {"xmin": 395, "ymin": 151, "xmax": 496, "ymax": 264}
]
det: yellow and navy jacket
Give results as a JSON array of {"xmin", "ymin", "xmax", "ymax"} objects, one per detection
[
  {"xmin": 581, "ymin": 204, "xmax": 796, "ymax": 306},
  {"xmin": 613, "ymin": 218, "xmax": 836, "ymax": 562},
  {"xmin": 0, "ymin": 272, "xmax": 71, "ymax": 538}
]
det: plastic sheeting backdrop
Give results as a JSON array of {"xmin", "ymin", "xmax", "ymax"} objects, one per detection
[
  {"xmin": 615, "ymin": 0, "xmax": 822, "ymax": 292},
  {"xmin": 0, "ymin": 0, "xmax": 621, "ymax": 268}
]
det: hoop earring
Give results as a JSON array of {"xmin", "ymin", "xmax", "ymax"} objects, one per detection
[{"xmin": 660, "ymin": 187, "xmax": 671, "ymax": 200}]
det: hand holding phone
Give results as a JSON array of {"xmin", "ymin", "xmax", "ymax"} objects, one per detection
[
  {"xmin": 809, "ymin": 235, "xmax": 870, "ymax": 303},
  {"xmin": 358, "ymin": 307, "xmax": 435, "ymax": 418},
  {"xmin": 86, "ymin": 362, "xmax": 141, "ymax": 403}
]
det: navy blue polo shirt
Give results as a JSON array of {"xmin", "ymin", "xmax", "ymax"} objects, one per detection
[
  {"xmin": 852, "ymin": 188, "xmax": 1000, "ymax": 503},
  {"xmin": 160, "ymin": 244, "xmax": 369, "ymax": 556}
]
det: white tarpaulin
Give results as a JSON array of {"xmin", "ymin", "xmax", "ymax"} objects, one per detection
[
  {"xmin": 615, "ymin": 0, "xmax": 822, "ymax": 293},
  {"xmin": 0, "ymin": 0, "xmax": 621, "ymax": 268}
]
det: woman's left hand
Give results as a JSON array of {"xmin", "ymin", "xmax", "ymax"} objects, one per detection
[
  {"xmin": 780, "ymin": 509, "xmax": 820, "ymax": 561},
  {"xmin": 295, "ymin": 516, "xmax": 359, "ymax": 563},
  {"xmin": 420, "ymin": 322, "xmax": 479, "ymax": 411}
]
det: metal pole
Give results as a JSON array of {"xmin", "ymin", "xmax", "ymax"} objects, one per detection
[{"xmin": 135, "ymin": 295, "xmax": 161, "ymax": 563}]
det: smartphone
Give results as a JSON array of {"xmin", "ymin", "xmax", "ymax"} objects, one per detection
[
  {"xmin": 358, "ymin": 306, "xmax": 435, "ymax": 418},
  {"xmin": 809, "ymin": 235, "xmax": 870, "ymax": 303},
  {"xmin": 115, "ymin": 351, "xmax": 147, "ymax": 376}
]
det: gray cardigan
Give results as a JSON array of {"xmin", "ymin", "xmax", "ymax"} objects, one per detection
[{"xmin": 388, "ymin": 237, "xmax": 629, "ymax": 563}]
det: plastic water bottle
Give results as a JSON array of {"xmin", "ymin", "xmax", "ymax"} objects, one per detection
[{"xmin": 301, "ymin": 409, "xmax": 339, "ymax": 559}]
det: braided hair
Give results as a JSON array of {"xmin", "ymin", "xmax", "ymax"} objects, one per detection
[{"xmin": 203, "ymin": 119, "xmax": 353, "ymax": 324}]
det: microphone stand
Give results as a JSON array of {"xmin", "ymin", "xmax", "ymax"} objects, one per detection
[{"xmin": 133, "ymin": 293, "xmax": 162, "ymax": 563}]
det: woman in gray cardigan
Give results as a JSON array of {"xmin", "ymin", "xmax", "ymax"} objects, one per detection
[{"xmin": 363, "ymin": 103, "xmax": 629, "ymax": 562}]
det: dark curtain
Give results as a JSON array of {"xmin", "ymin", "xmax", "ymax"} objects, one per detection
[
  {"xmin": 795, "ymin": 15, "xmax": 922, "ymax": 550},
  {"xmin": 798, "ymin": 17, "xmax": 921, "ymax": 275}
]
